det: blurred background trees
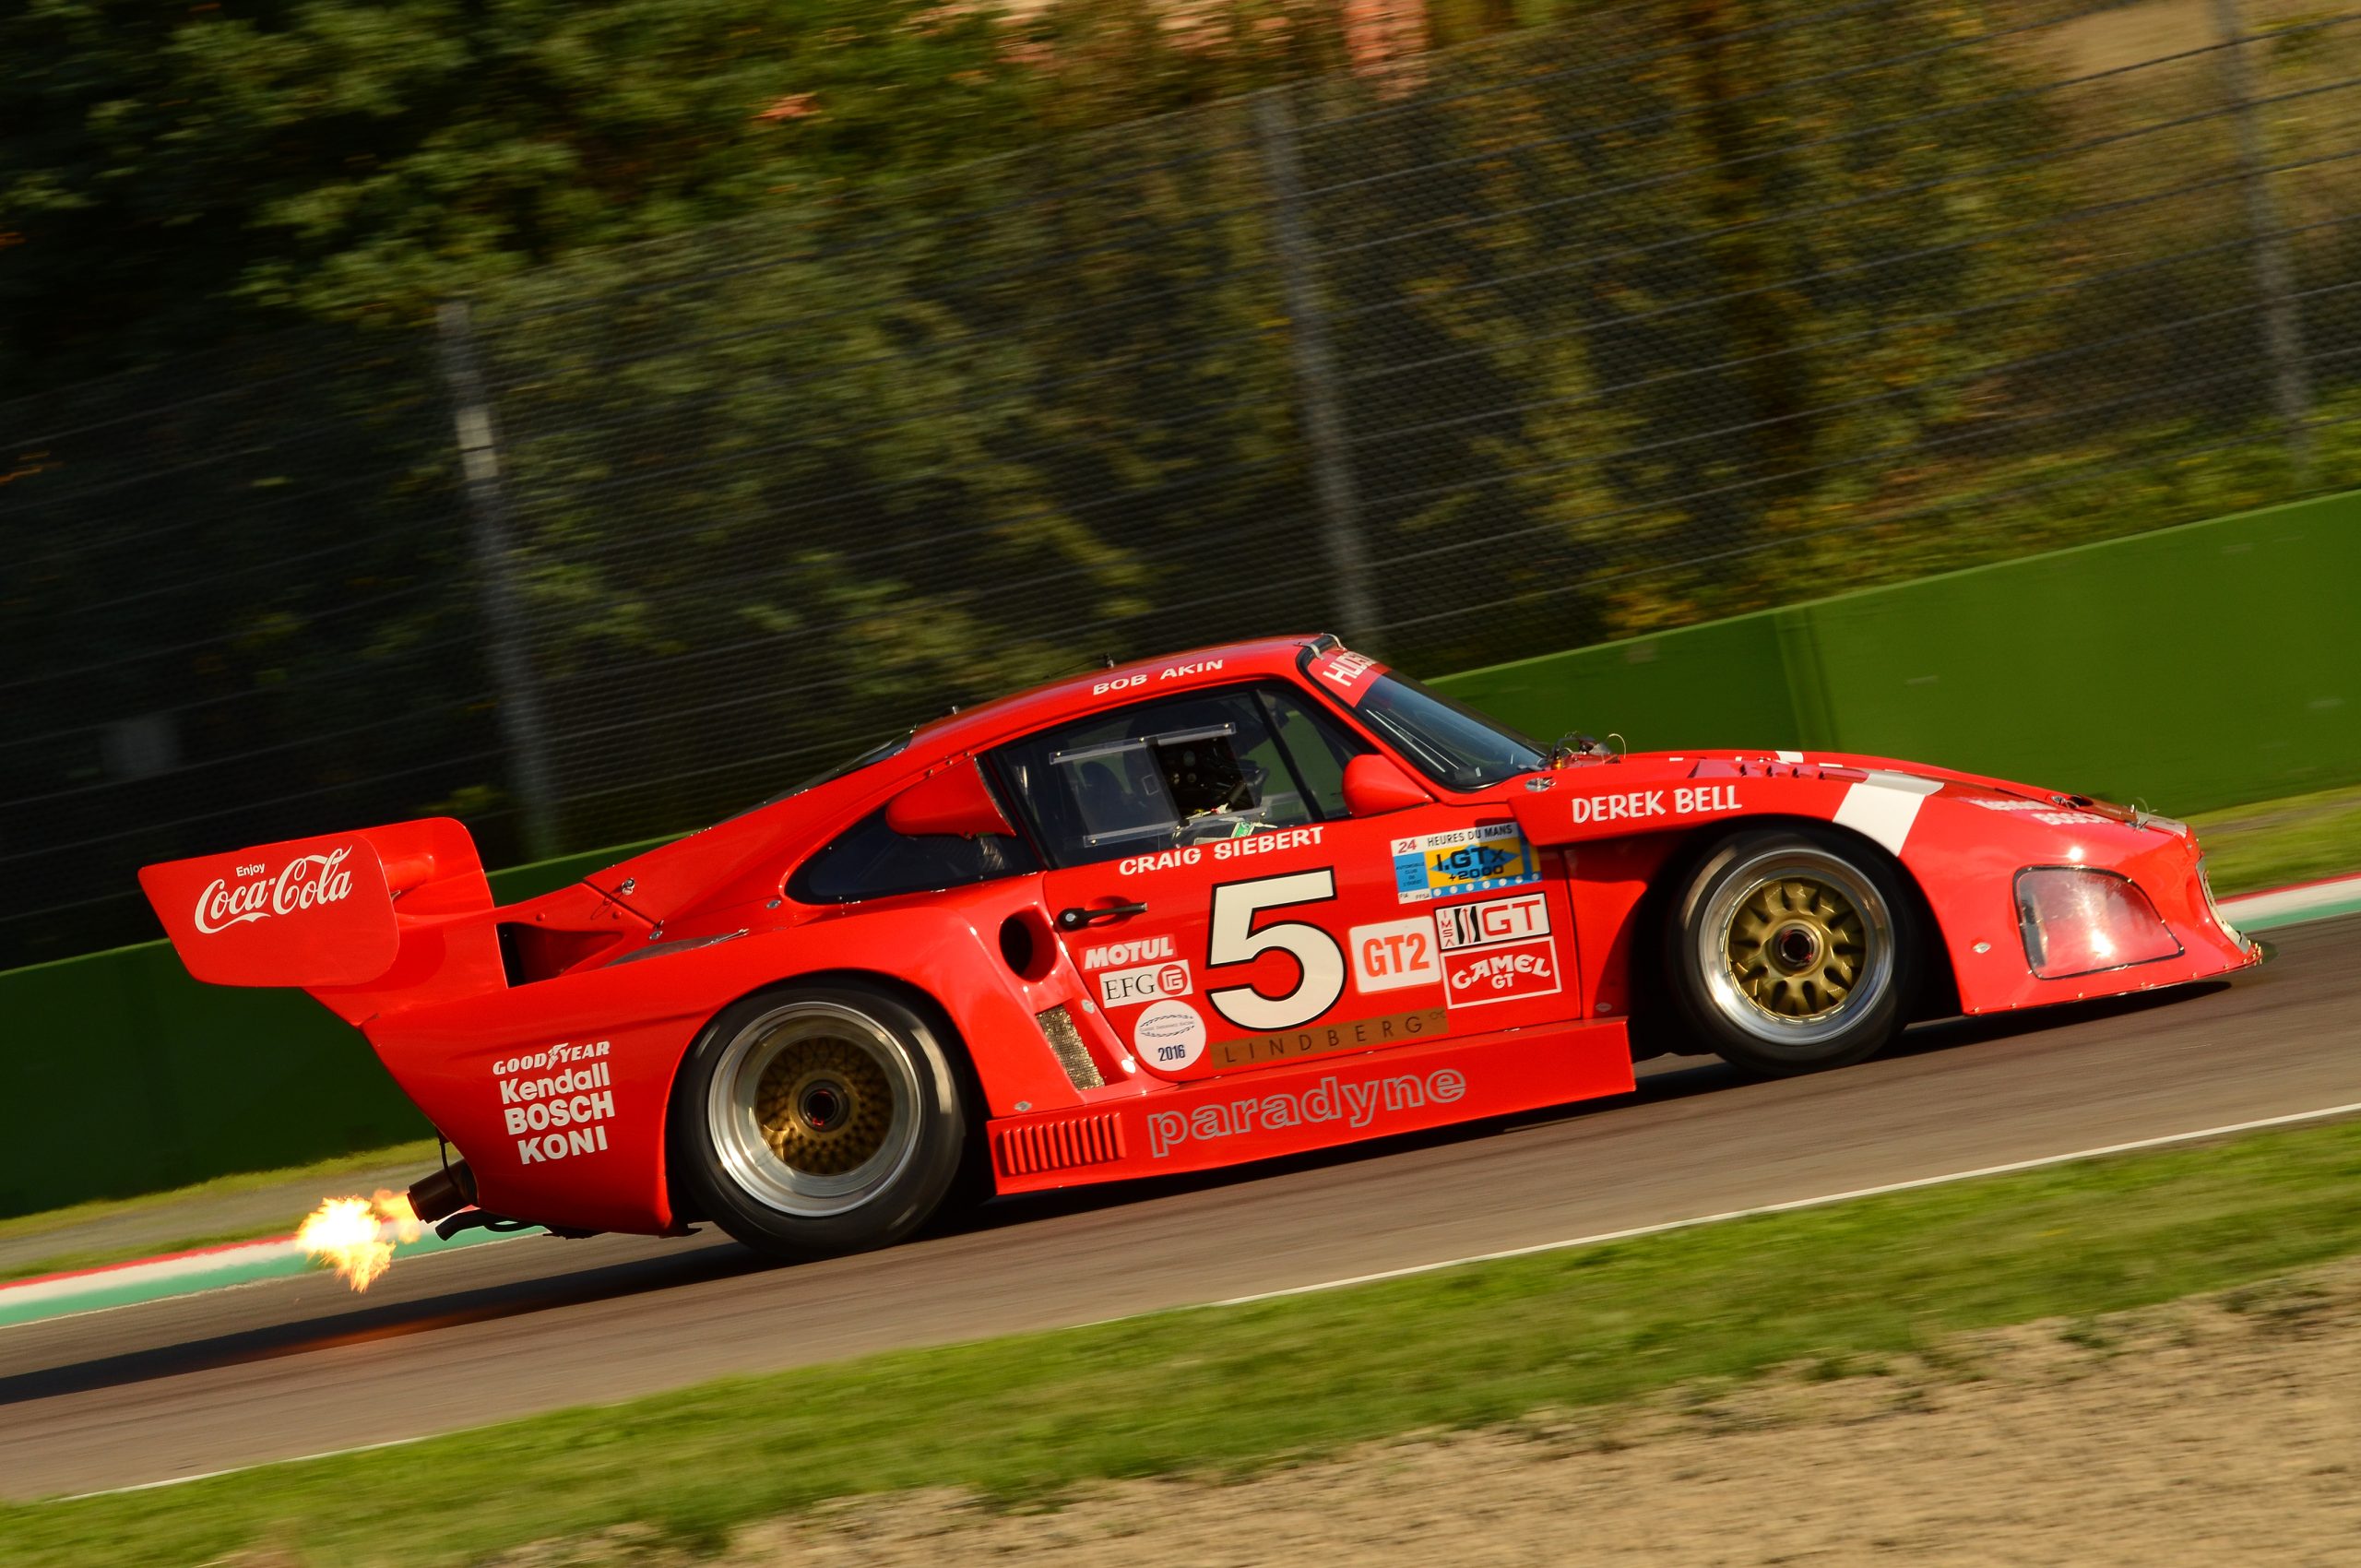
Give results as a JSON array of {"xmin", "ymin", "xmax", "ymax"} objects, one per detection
[{"xmin": 6, "ymin": 0, "xmax": 2358, "ymax": 965}]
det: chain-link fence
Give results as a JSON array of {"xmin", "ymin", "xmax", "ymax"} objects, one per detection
[{"xmin": 7, "ymin": 0, "xmax": 2361, "ymax": 968}]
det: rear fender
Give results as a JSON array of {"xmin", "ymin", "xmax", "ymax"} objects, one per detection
[{"xmin": 367, "ymin": 883, "xmax": 1090, "ymax": 1235}]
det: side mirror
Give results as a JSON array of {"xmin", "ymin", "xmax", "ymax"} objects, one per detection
[
  {"xmin": 1341, "ymin": 754, "xmax": 1433, "ymax": 817},
  {"xmin": 886, "ymin": 759, "xmax": 1014, "ymax": 839}
]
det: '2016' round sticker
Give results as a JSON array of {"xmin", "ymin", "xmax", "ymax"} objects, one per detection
[{"xmin": 1133, "ymin": 998, "xmax": 1207, "ymax": 1072}]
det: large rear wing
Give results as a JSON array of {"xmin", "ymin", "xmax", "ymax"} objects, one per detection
[{"xmin": 140, "ymin": 818, "xmax": 497, "ymax": 1019}]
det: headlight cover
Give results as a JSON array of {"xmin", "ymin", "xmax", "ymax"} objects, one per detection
[{"xmin": 2015, "ymin": 867, "xmax": 2183, "ymax": 980}]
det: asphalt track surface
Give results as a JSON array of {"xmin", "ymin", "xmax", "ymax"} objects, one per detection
[{"xmin": 5, "ymin": 916, "xmax": 2358, "ymax": 1502}]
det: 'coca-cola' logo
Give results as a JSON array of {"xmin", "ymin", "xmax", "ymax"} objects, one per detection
[{"xmin": 194, "ymin": 846, "xmax": 357, "ymax": 934}]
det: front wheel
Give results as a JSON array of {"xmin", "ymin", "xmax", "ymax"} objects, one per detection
[
  {"xmin": 672, "ymin": 981, "xmax": 970, "ymax": 1262},
  {"xmin": 1664, "ymin": 827, "xmax": 1920, "ymax": 1076}
]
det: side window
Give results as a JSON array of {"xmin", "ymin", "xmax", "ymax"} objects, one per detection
[
  {"xmin": 993, "ymin": 686, "xmax": 1367, "ymax": 867},
  {"xmin": 1257, "ymin": 687, "xmax": 1359, "ymax": 820},
  {"xmin": 789, "ymin": 808, "xmax": 1038, "ymax": 904}
]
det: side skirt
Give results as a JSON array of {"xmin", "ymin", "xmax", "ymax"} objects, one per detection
[{"xmin": 986, "ymin": 1018, "xmax": 1635, "ymax": 1194}]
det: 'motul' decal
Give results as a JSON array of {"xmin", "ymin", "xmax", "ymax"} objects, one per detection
[{"xmin": 194, "ymin": 846, "xmax": 358, "ymax": 933}]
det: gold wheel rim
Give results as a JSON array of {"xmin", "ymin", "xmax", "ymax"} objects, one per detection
[
  {"xmin": 1725, "ymin": 875, "xmax": 1866, "ymax": 1021},
  {"xmin": 753, "ymin": 1034, "xmax": 896, "ymax": 1178}
]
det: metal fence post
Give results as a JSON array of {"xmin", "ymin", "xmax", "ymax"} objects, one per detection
[
  {"xmin": 1255, "ymin": 89, "xmax": 1379, "ymax": 647},
  {"xmin": 437, "ymin": 300, "xmax": 561, "ymax": 861},
  {"xmin": 2212, "ymin": 0, "xmax": 2314, "ymax": 486}
]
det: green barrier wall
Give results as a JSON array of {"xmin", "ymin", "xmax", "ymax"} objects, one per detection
[
  {"xmin": 4, "ymin": 493, "xmax": 2354, "ymax": 1217},
  {"xmin": 1436, "ymin": 493, "xmax": 2361, "ymax": 814}
]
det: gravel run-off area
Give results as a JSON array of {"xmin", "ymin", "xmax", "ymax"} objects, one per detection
[{"xmin": 457, "ymin": 1257, "xmax": 2361, "ymax": 1568}]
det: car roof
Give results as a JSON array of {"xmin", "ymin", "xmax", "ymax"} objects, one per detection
[
  {"xmin": 906, "ymin": 635, "xmax": 1330, "ymax": 760},
  {"xmin": 581, "ymin": 635, "xmax": 1343, "ymax": 916}
]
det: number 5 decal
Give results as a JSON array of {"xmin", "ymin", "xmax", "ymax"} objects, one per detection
[{"xmin": 1206, "ymin": 871, "xmax": 1347, "ymax": 1031}]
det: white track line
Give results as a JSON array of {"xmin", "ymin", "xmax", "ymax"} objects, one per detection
[
  {"xmin": 51, "ymin": 1097, "xmax": 2361, "ymax": 1503},
  {"xmin": 58, "ymin": 1434, "xmax": 438, "ymax": 1502},
  {"xmin": 1212, "ymin": 1099, "xmax": 2361, "ymax": 1306}
]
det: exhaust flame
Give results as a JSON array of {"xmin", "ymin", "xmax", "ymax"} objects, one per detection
[
  {"xmin": 296, "ymin": 1189, "xmax": 421, "ymax": 1292},
  {"xmin": 374, "ymin": 1187, "xmax": 423, "ymax": 1244}
]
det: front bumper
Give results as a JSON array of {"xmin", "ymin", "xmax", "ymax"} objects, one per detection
[{"xmin": 1952, "ymin": 830, "xmax": 2260, "ymax": 1016}]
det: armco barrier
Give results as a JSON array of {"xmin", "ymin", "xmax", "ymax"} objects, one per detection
[
  {"xmin": 1437, "ymin": 493, "xmax": 2361, "ymax": 815},
  {"xmin": 4, "ymin": 493, "xmax": 2354, "ymax": 1216}
]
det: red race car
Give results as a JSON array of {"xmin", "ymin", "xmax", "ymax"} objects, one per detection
[{"xmin": 141, "ymin": 636, "xmax": 2258, "ymax": 1260}]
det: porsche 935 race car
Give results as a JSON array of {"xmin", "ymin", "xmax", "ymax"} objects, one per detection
[{"xmin": 140, "ymin": 636, "xmax": 2259, "ymax": 1260}]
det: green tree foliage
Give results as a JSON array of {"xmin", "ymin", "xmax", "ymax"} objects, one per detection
[
  {"xmin": 469, "ymin": 103, "xmax": 1318, "ymax": 843},
  {"xmin": 6, "ymin": 0, "xmax": 2352, "ymax": 967},
  {"xmin": 1, "ymin": 0, "xmax": 1040, "ymax": 385},
  {"xmin": 1295, "ymin": 0, "xmax": 2065, "ymax": 659},
  {"xmin": 0, "ymin": 0, "xmax": 1413, "ymax": 390}
]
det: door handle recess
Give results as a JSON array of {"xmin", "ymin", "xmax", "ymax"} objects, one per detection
[{"xmin": 1056, "ymin": 901, "xmax": 1148, "ymax": 932}]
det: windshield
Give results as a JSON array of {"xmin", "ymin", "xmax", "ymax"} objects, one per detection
[{"xmin": 1352, "ymin": 673, "xmax": 1549, "ymax": 790}]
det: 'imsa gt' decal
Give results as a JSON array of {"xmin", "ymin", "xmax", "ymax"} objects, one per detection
[
  {"xmin": 1435, "ymin": 892, "xmax": 1560, "ymax": 1008},
  {"xmin": 1390, "ymin": 823, "xmax": 1539, "ymax": 905}
]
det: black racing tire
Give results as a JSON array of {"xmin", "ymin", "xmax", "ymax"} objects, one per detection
[
  {"xmin": 671, "ymin": 980, "xmax": 970, "ymax": 1262},
  {"xmin": 1662, "ymin": 826, "xmax": 1920, "ymax": 1076}
]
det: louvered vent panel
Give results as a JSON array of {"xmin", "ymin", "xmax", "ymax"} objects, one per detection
[{"xmin": 994, "ymin": 1111, "xmax": 1126, "ymax": 1177}]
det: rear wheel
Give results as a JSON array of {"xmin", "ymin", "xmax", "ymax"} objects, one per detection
[
  {"xmin": 673, "ymin": 982, "xmax": 969, "ymax": 1261},
  {"xmin": 1664, "ymin": 827, "xmax": 1919, "ymax": 1075}
]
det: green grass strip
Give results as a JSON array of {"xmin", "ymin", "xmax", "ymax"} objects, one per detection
[
  {"xmin": 7, "ymin": 1115, "xmax": 2359, "ymax": 1566},
  {"xmin": 2189, "ymin": 780, "xmax": 2361, "ymax": 896},
  {"xmin": 0, "ymin": 1140, "xmax": 441, "ymax": 1257}
]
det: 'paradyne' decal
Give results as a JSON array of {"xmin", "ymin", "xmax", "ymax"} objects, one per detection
[
  {"xmin": 193, "ymin": 846, "xmax": 357, "ymax": 934},
  {"xmin": 1146, "ymin": 1065, "xmax": 1466, "ymax": 1158},
  {"xmin": 1391, "ymin": 822, "xmax": 1539, "ymax": 904}
]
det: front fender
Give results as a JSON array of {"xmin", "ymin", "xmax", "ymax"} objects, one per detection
[
  {"xmin": 1895, "ymin": 791, "xmax": 2254, "ymax": 1015},
  {"xmin": 1504, "ymin": 755, "xmax": 2252, "ymax": 1025}
]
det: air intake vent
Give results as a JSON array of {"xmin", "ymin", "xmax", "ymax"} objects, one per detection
[
  {"xmin": 1036, "ymin": 1004, "xmax": 1105, "ymax": 1090},
  {"xmin": 993, "ymin": 1112, "xmax": 1126, "ymax": 1178}
]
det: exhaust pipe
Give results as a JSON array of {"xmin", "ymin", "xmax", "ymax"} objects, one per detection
[
  {"xmin": 407, "ymin": 1158, "xmax": 592, "ymax": 1240},
  {"xmin": 406, "ymin": 1161, "xmax": 478, "ymax": 1224}
]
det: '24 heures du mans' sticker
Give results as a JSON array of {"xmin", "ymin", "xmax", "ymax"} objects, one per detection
[{"xmin": 1133, "ymin": 997, "xmax": 1207, "ymax": 1071}]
